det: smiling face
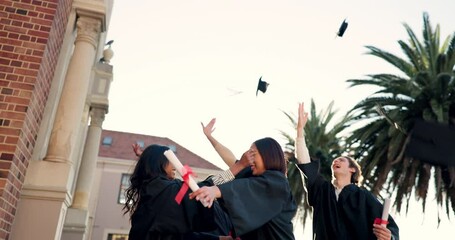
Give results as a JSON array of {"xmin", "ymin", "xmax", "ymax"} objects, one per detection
[
  {"xmin": 164, "ymin": 162, "xmax": 176, "ymax": 180},
  {"xmin": 249, "ymin": 144, "xmax": 266, "ymax": 175},
  {"xmin": 331, "ymin": 157, "xmax": 355, "ymax": 178}
]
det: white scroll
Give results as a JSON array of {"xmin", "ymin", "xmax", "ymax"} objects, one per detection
[
  {"xmin": 164, "ymin": 150, "xmax": 209, "ymax": 207},
  {"xmin": 381, "ymin": 198, "xmax": 391, "ymax": 226}
]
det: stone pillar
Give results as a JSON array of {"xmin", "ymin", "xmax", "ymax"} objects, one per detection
[
  {"xmin": 62, "ymin": 107, "xmax": 107, "ymax": 240},
  {"xmin": 44, "ymin": 16, "xmax": 101, "ymax": 164},
  {"xmin": 10, "ymin": 16, "xmax": 102, "ymax": 240},
  {"xmin": 75, "ymin": 108, "xmax": 106, "ymax": 209},
  {"xmin": 62, "ymin": 41, "xmax": 114, "ymax": 238}
]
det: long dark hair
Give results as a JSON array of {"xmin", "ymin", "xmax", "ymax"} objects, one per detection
[
  {"xmin": 253, "ymin": 137, "xmax": 287, "ymax": 174},
  {"xmin": 123, "ymin": 144, "xmax": 170, "ymax": 218}
]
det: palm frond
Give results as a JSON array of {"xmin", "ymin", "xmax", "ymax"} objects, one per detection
[
  {"xmin": 346, "ymin": 12, "xmax": 455, "ymax": 220},
  {"xmin": 365, "ymin": 45, "xmax": 415, "ymax": 76}
]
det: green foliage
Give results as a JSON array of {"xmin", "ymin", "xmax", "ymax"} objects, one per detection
[{"xmin": 346, "ymin": 12, "xmax": 455, "ymax": 220}]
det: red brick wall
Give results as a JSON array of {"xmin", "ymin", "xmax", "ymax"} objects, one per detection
[{"xmin": 0, "ymin": 0, "xmax": 73, "ymax": 238}]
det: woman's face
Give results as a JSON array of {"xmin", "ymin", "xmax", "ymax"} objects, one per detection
[
  {"xmin": 249, "ymin": 144, "xmax": 266, "ymax": 175},
  {"xmin": 164, "ymin": 162, "xmax": 176, "ymax": 180}
]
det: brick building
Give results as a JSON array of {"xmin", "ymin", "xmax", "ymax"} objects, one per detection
[
  {"xmin": 0, "ymin": 0, "xmax": 115, "ymax": 239},
  {"xmin": 0, "ymin": 1, "xmax": 222, "ymax": 239}
]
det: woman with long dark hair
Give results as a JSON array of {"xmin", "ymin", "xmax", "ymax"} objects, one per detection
[{"xmin": 124, "ymin": 144, "xmax": 243, "ymax": 240}]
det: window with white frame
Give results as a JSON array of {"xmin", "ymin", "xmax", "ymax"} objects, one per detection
[{"xmin": 118, "ymin": 173, "xmax": 131, "ymax": 204}]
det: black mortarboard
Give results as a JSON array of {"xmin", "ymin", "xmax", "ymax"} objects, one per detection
[
  {"xmin": 256, "ymin": 76, "xmax": 269, "ymax": 96},
  {"xmin": 405, "ymin": 119, "xmax": 455, "ymax": 167},
  {"xmin": 337, "ymin": 19, "xmax": 348, "ymax": 37}
]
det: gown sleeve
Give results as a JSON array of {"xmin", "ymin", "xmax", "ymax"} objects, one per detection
[
  {"xmin": 297, "ymin": 160, "xmax": 327, "ymax": 206},
  {"xmin": 387, "ymin": 214, "xmax": 400, "ymax": 240},
  {"xmin": 217, "ymin": 171, "xmax": 290, "ymax": 236}
]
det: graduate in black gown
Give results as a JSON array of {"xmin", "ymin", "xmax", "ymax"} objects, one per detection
[
  {"xmin": 294, "ymin": 102, "xmax": 399, "ymax": 240},
  {"xmin": 190, "ymin": 136, "xmax": 297, "ymax": 240},
  {"xmin": 124, "ymin": 144, "xmax": 245, "ymax": 240}
]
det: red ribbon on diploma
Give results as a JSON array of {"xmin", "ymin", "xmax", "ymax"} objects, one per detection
[
  {"xmin": 374, "ymin": 218, "xmax": 389, "ymax": 225},
  {"xmin": 175, "ymin": 165, "xmax": 194, "ymax": 204}
]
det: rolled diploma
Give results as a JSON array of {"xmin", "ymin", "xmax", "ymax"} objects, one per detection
[
  {"xmin": 381, "ymin": 198, "xmax": 391, "ymax": 226},
  {"xmin": 164, "ymin": 150, "xmax": 209, "ymax": 207}
]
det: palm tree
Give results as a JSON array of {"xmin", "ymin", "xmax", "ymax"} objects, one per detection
[
  {"xmin": 281, "ymin": 99, "xmax": 353, "ymax": 226},
  {"xmin": 346, "ymin": 12, "xmax": 455, "ymax": 220}
]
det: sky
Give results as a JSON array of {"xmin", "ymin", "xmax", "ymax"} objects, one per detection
[{"xmin": 103, "ymin": 0, "xmax": 455, "ymax": 238}]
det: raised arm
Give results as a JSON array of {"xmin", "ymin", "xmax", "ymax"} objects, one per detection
[
  {"xmin": 201, "ymin": 118, "xmax": 236, "ymax": 167},
  {"xmin": 132, "ymin": 143, "xmax": 143, "ymax": 157},
  {"xmin": 295, "ymin": 102, "xmax": 311, "ymax": 164}
]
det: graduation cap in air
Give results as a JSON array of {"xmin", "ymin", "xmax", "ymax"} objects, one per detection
[
  {"xmin": 256, "ymin": 76, "xmax": 269, "ymax": 96},
  {"xmin": 337, "ymin": 19, "xmax": 348, "ymax": 37},
  {"xmin": 405, "ymin": 119, "xmax": 455, "ymax": 167}
]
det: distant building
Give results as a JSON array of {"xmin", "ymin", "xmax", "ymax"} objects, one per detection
[{"xmin": 88, "ymin": 130, "xmax": 221, "ymax": 240}]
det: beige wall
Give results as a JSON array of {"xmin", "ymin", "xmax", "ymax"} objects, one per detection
[{"xmin": 92, "ymin": 170, "xmax": 131, "ymax": 239}]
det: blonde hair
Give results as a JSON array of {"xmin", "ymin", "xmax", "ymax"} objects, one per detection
[{"xmin": 347, "ymin": 156, "xmax": 363, "ymax": 186}]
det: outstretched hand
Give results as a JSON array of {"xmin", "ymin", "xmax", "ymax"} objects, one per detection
[
  {"xmin": 201, "ymin": 118, "xmax": 216, "ymax": 138},
  {"xmin": 189, "ymin": 186, "xmax": 221, "ymax": 208},
  {"xmin": 132, "ymin": 143, "xmax": 143, "ymax": 157}
]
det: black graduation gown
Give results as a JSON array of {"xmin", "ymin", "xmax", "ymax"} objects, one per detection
[
  {"xmin": 128, "ymin": 176, "xmax": 232, "ymax": 240},
  {"xmin": 217, "ymin": 170, "xmax": 297, "ymax": 240},
  {"xmin": 298, "ymin": 161, "xmax": 400, "ymax": 240}
]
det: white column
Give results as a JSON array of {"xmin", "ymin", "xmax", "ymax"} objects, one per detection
[
  {"xmin": 44, "ymin": 16, "xmax": 101, "ymax": 164},
  {"xmin": 62, "ymin": 43, "xmax": 114, "ymax": 240},
  {"xmin": 10, "ymin": 16, "xmax": 102, "ymax": 240},
  {"xmin": 73, "ymin": 107, "xmax": 106, "ymax": 209},
  {"xmin": 62, "ymin": 107, "xmax": 106, "ymax": 240}
]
